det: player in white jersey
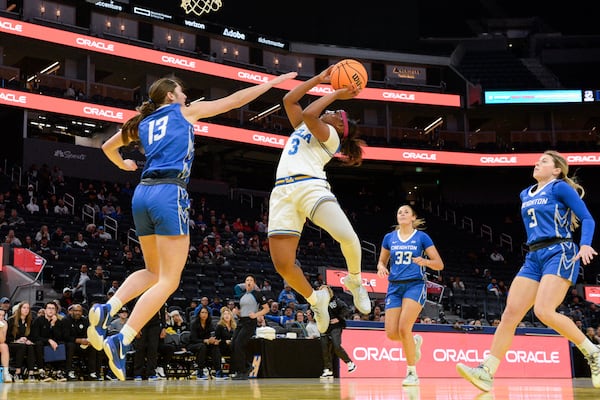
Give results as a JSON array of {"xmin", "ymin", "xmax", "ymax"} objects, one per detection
[
  {"xmin": 458, "ymin": 150, "xmax": 598, "ymax": 391},
  {"xmin": 377, "ymin": 204, "xmax": 444, "ymax": 385},
  {"xmin": 268, "ymin": 67, "xmax": 371, "ymax": 335}
]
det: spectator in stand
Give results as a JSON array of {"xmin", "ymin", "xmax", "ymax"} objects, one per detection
[
  {"xmin": 487, "ymin": 278, "xmax": 501, "ymax": 296},
  {"xmin": 489, "ymin": 248, "xmax": 505, "ymax": 263},
  {"xmin": 214, "ymin": 306, "xmax": 236, "ymax": 369},
  {"xmin": 278, "ymin": 282, "xmax": 308, "ymax": 311},
  {"xmin": 369, "ymin": 305, "xmax": 383, "ymax": 322},
  {"xmin": 0, "ymin": 308, "xmax": 11, "ymax": 382},
  {"xmin": 7, "ymin": 208, "xmax": 25, "ymax": 226},
  {"xmin": 452, "ymin": 276, "xmax": 466, "ymax": 293},
  {"xmin": 59, "ymin": 287, "xmax": 74, "ymax": 310},
  {"xmin": 96, "ymin": 226, "xmax": 112, "ymax": 240},
  {"xmin": 22, "ymin": 235, "xmax": 38, "ymax": 252},
  {"xmin": 586, "ymin": 327, "xmax": 599, "ymax": 345},
  {"xmin": 188, "ymin": 306, "xmax": 226, "ymax": 380},
  {"xmin": 54, "ymin": 198, "xmax": 69, "ymax": 216},
  {"xmin": 39, "ymin": 198, "xmax": 54, "ymax": 216},
  {"xmin": 304, "ymin": 309, "xmax": 320, "ymax": 339},
  {"xmin": 261, "ymin": 279, "xmax": 273, "ymax": 293},
  {"xmin": 319, "ymin": 285, "xmax": 356, "ymax": 379},
  {"xmin": 267, "ymin": 301, "xmax": 280, "ymax": 317},
  {"xmin": 108, "ymin": 307, "xmax": 129, "ymax": 335},
  {"xmin": 30, "ymin": 301, "xmax": 65, "ymax": 381},
  {"xmin": 63, "ymin": 304, "xmax": 102, "ymax": 381},
  {"xmin": 50, "ymin": 226, "xmax": 66, "ymax": 246},
  {"xmin": 73, "ymin": 232, "xmax": 88, "ymax": 251},
  {"xmin": 34, "ymin": 224, "xmax": 51, "ymax": 242},
  {"xmin": 0, "ymin": 297, "xmax": 11, "ymax": 318},
  {"xmin": 7, "ymin": 301, "xmax": 36, "ymax": 382},
  {"xmin": 26, "ymin": 197, "xmax": 39, "ymax": 215},
  {"xmin": 265, "ymin": 305, "xmax": 294, "ymax": 327},
  {"xmin": 5, "ymin": 229, "xmax": 22, "ymax": 247},
  {"xmin": 72, "ymin": 264, "xmax": 91, "ymax": 303}
]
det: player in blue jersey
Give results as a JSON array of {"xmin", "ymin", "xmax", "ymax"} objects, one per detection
[
  {"xmin": 376, "ymin": 204, "xmax": 444, "ymax": 386},
  {"xmin": 458, "ymin": 150, "xmax": 599, "ymax": 391},
  {"xmin": 88, "ymin": 72, "xmax": 296, "ymax": 380},
  {"xmin": 268, "ymin": 67, "xmax": 371, "ymax": 336}
]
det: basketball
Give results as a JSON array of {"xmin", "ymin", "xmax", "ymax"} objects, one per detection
[{"xmin": 330, "ymin": 59, "xmax": 368, "ymax": 92}]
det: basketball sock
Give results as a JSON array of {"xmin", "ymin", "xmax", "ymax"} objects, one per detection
[
  {"xmin": 306, "ymin": 290, "xmax": 317, "ymax": 305},
  {"xmin": 107, "ymin": 297, "xmax": 123, "ymax": 317},
  {"xmin": 578, "ymin": 338, "xmax": 599, "ymax": 357},
  {"xmin": 483, "ymin": 355, "xmax": 500, "ymax": 375},
  {"xmin": 407, "ymin": 365, "xmax": 416, "ymax": 374},
  {"xmin": 121, "ymin": 325, "xmax": 137, "ymax": 345}
]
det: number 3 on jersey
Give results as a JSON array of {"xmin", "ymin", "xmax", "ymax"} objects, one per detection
[
  {"xmin": 526, "ymin": 208, "xmax": 538, "ymax": 228},
  {"xmin": 148, "ymin": 116, "xmax": 168, "ymax": 145}
]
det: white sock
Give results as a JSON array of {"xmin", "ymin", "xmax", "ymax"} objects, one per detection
[
  {"xmin": 307, "ymin": 290, "xmax": 317, "ymax": 305},
  {"xmin": 407, "ymin": 365, "xmax": 417, "ymax": 374},
  {"xmin": 483, "ymin": 355, "xmax": 501, "ymax": 375},
  {"xmin": 107, "ymin": 297, "xmax": 123, "ymax": 317},
  {"xmin": 578, "ymin": 338, "xmax": 599, "ymax": 357},
  {"xmin": 120, "ymin": 324, "xmax": 137, "ymax": 345}
]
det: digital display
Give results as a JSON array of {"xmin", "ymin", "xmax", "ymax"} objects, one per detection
[{"xmin": 484, "ymin": 90, "xmax": 583, "ymax": 104}]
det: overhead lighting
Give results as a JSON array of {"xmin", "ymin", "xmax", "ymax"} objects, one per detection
[{"xmin": 249, "ymin": 104, "xmax": 281, "ymax": 122}]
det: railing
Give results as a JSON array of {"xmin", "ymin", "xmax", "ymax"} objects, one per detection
[
  {"xmin": 64, "ymin": 193, "xmax": 75, "ymax": 215},
  {"xmin": 361, "ymin": 240, "xmax": 377, "ymax": 262},
  {"xmin": 82, "ymin": 203, "xmax": 95, "ymax": 226},
  {"xmin": 127, "ymin": 228, "xmax": 140, "ymax": 248},
  {"xmin": 103, "ymin": 215, "xmax": 118, "ymax": 241},
  {"xmin": 499, "ymin": 233, "xmax": 513, "ymax": 252},
  {"xmin": 461, "ymin": 216, "xmax": 473, "ymax": 233},
  {"xmin": 480, "ymin": 224, "xmax": 492, "ymax": 243}
]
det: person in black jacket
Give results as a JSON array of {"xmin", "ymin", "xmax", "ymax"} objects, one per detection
[
  {"xmin": 62, "ymin": 303, "xmax": 102, "ymax": 380},
  {"xmin": 318, "ymin": 285, "xmax": 356, "ymax": 379},
  {"xmin": 30, "ymin": 301, "xmax": 66, "ymax": 381},
  {"xmin": 188, "ymin": 305, "xmax": 224, "ymax": 379},
  {"xmin": 132, "ymin": 303, "xmax": 164, "ymax": 381}
]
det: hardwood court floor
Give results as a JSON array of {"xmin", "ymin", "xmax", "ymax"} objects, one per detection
[{"xmin": 2, "ymin": 377, "xmax": 599, "ymax": 399}]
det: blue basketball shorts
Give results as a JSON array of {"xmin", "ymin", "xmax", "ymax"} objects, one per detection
[
  {"xmin": 516, "ymin": 241, "xmax": 580, "ymax": 283},
  {"xmin": 132, "ymin": 183, "xmax": 190, "ymax": 236},
  {"xmin": 385, "ymin": 280, "xmax": 427, "ymax": 310}
]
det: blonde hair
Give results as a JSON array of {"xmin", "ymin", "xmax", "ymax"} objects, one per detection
[
  {"xmin": 544, "ymin": 150, "xmax": 585, "ymax": 230},
  {"xmin": 218, "ymin": 306, "xmax": 237, "ymax": 330},
  {"xmin": 394, "ymin": 204, "xmax": 426, "ymax": 231}
]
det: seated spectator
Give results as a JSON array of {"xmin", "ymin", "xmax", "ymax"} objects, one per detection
[
  {"xmin": 266, "ymin": 301, "xmax": 280, "ymax": 317},
  {"xmin": 489, "ymin": 248, "xmax": 505, "ymax": 263},
  {"xmin": 487, "ymin": 278, "xmax": 500, "ymax": 296},
  {"xmin": 188, "ymin": 306, "xmax": 224, "ymax": 380},
  {"xmin": 26, "ymin": 197, "xmax": 39, "ymax": 214},
  {"xmin": 265, "ymin": 305, "xmax": 294, "ymax": 327},
  {"xmin": 452, "ymin": 276, "xmax": 466, "ymax": 293},
  {"xmin": 7, "ymin": 301, "xmax": 36, "ymax": 382},
  {"xmin": 107, "ymin": 306, "xmax": 129, "ymax": 335},
  {"xmin": 214, "ymin": 307, "xmax": 235, "ymax": 363},
  {"xmin": 59, "ymin": 288, "xmax": 74, "ymax": 310},
  {"xmin": 95, "ymin": 226, "xmax": 112, "ymax": 240},
  {"xmin": 30, "ymin": 301, "xmax": 64, "ymax": 381},
  {"xmin": 63, "ymin": 304, "xmax": 102, "ymax": 381},
  {"xmin": 304, "ymin": 309, "xmax": 320, "ymax": 339},
  {"xmin": 73, "ymin": 232, "xmax": 88, "ymax": 251},
  {"xmin": 5, "ymin": 229, "xmax": 22, "ymax": 247},
  {"xmin": 0, "ymin": 308, "xmax": 12, "ymax": 382},
  {"xmin": 166, "ymin": 310, "xmax": 188, "ymax": 334},
  {"xmin": 54, "ymin": 198, "xmax": 69, "ymax": 216},
  {"xmin": 7, "ymin": 208, "xmax": 25, "ymax": 226}
]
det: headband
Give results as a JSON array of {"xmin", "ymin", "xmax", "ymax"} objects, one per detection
[{"xmin": 340, "ymin": 110, "xmax": 349, "ymax": 139}]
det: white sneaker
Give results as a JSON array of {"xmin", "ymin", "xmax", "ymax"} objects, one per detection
[
  {"xmin": 155, "ymin": 366, "xmax": 166, "ymax": 380},
  {"xmin": 344, "ymin": 274, "xmax": 371, "ymax": 314},
  {"xmin": 347, "ymin": 361, "xmax": 357, "ymax": 373},
  {"xmin": 402, "ymin": 371, "xmax": 419, "ymax": 386},
  {"xmin": 320, "ymin": 369, "xmax": 333, "ymax": 379},
  {"xmin": 312, "ymin": 288, "xmax": 331, "ymax": 333},
  {"xmin": 414, "ymin": 334, "xmax": 423, "ymax": 363},
  {"xmin": 586, "ymin": 349, "xmax": 600, "ymax": 388},
  {"xmin": 4, "ymin": 372, "xmax": 12, "ymax": 383},
  {"xmin": 456, "ymin": 363, "xmax": 494, "ymax": 392}
]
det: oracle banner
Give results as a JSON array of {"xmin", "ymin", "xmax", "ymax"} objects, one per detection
[{"xmin": 339, "ymin": 329, "xmax": 571, "ymax": 378}]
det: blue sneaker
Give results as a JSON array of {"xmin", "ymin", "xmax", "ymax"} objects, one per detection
[
  {"xmin": 87, "ymin": 303, "xmax": 110, "ymax": 351},
  {"xmin": 103, "ymin": 333, "xmax": 130, "ymax": 381}
]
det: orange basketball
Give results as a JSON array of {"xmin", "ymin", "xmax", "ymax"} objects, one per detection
[{"xmin": 330, "ymin": 59, "xmax": 368, "ymax": 92}]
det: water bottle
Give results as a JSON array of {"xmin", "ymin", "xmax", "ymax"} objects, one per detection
[{"xmin": 0, "ymin": 366, "xmax": 4, "ymax": 383}]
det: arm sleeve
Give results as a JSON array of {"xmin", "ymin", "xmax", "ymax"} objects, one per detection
[{"xmin": 556, "ymin": 181, "xmax": 596, "ymax": 246}]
